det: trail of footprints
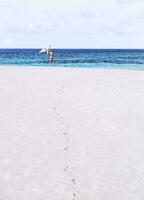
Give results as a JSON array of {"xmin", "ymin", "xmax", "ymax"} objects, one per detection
[{"xmin": 53, "ymin": 85, "xmax": 80, "ymax": 200}]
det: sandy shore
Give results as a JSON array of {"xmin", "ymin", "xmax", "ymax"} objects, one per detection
[{"xmin": 0, "ymin": 67, "xmax": 144, "ymax": 200}]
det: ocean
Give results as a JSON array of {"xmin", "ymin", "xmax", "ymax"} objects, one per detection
[{"xmin": 0, "ymin": 49, "xmax": 144, "ymax": 70}]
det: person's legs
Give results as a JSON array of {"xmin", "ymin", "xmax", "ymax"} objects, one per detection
[{"xmin": 50, "ymin": 57, "xmax": 53, "ymax": 64}]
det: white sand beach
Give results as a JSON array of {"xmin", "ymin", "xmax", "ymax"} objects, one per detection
[{"xmin": 0, "ymin": 67, "xmax": 144, "ymax": 200}]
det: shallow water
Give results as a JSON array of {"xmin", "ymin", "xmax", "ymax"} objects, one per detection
[{"xmin": 0, "ymin": 49, "xmax": 144, "ymax": 70}]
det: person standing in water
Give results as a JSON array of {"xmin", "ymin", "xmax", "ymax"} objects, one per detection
[{"xmin": 48, "ymin": 45, "xmax": 53, "ymax": 64}]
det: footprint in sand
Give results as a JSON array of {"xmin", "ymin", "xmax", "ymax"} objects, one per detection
[
  {"xmin": 72, "ymin": 191, "xmax": 80, "ymax": 200},
  {"xmin": 64, "ymin": 165, "xmax": 69, "ymax": 171},
  {"xmin": 71, "ymin": 178, "xmax": 76, "ymax": 185},
  {"xmin": 73, "ymin": 193, "xmax": 77, "ymax": 197},
  {"xmin": 63, "ymin": 131, "xmax": 68, "ymax": 135},
  {"xmin": 64, "ymin": 146, "xmax": 69, "ymax": 151}
]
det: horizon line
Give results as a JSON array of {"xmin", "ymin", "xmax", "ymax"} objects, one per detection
[{"xmin": 1, "ymin": 48, "xmax": 144, "ymax": 50}]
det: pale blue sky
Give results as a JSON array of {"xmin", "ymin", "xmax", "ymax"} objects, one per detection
[{"xmin": 0, "ymin": 0, "xmax": 144, "ymax": 48}]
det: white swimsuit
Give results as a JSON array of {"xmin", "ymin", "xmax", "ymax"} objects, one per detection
[{"xmin": 49, "ymin": 51, "xmax": 53, "ymax": 58}]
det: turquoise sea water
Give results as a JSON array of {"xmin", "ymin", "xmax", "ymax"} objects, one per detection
[{"xmin": 0, "ymin": 49, "xmax": 144, "ymax": 70}]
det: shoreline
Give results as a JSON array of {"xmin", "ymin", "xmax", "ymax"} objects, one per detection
[{"xmin": 0, "ymin": 65, "xmax": 144, "ymax": 71}]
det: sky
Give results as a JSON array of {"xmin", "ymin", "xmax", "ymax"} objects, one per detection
[{"xmin": 0, "ymin": 0, "xmax": 144, "ymax": 48}]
